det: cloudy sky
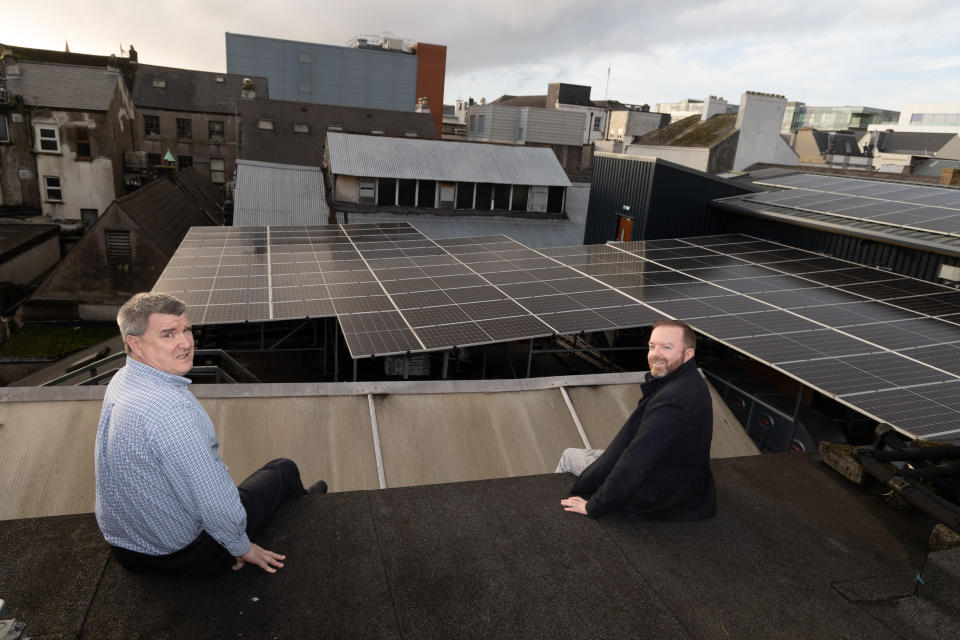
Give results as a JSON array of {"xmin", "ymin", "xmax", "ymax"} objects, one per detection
[{"xmin": 5, "ymin": 0, "xmax": 958, "ymax": 111}]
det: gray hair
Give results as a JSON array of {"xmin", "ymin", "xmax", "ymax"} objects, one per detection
[{"xmin": 118, "ymin": 292, "xmax": 186, "ymax": 352}]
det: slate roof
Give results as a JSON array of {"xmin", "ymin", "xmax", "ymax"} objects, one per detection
[
  {"xmin": 327, "ymin": 132, "xmax": 572, "ymax": 186},
  {"xmin": 132, "ymin": 64, "xmax": 269, "ymax": 113},
  {"xmin": 914, "ymin": 157, "xmax": 960, "ymax": 177},
  {"xmin": 876, "ymin": 131, "xmax": 956, "ymax": 155},
  {"xmin": 633, "ymin": 113, "xmax": 738, "ymax": 148},
  {"xmin": 804, "ymin": 129, "xmax": 866, "ymax": 156},
  {"xmin": 117, "ymin": 170, "xmax": 219, "ymax": 255},
  {"xmin": 238, "ymin": 100, "xmax": 438, "ymax": 167},
  {"xmin": 173, "ymin": 167, "xmax": 225, "ymax": 224},
  {"xmin": 3, "ymin": 61, "xmax": 121, "ymax": 111},
  {"xmin": 491, "ymin": 94, "xmax": 547, "ymax": 108},
  {"xmin": 233, "ymin": 160, "xmax": 329, "ymax": 226}
]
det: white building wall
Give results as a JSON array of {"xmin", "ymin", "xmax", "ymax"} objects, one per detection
[
  {"xmin": 34, "ymin": 111, "xmax": 116, "ymax": 220},
  {"xmin": 732, "ymin": 92, "xmax": 798, "ymax": 171}
]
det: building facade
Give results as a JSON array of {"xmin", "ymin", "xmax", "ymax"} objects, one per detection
[
  {"xmin": 225, "ymin": 33, "xmax": 446, "ymax": 135},
  {"xmin": 782, "ymin": 104, "xmax": 899, "ymax": 133},
  {"xmin": 1, "ymin": 57, "xmax": 135, "ymax": 222},
  {"xmin": 131, "ymin": 64, "xmax": 269, "ymax": 190}
]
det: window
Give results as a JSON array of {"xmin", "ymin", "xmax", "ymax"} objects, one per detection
[
  {"xmin": 178, "ymin": 155, "xmax": 193, "ymax": 168},
  {"xmin": 144, "ymin": 115, "xmax": 160, "ymax": 136},
  {"xmin": 293, "ymin": 122, "xmax": 310, "ymax": 134},
  {"xmin": 358, "ymin": 179, "xmax": 376, "ymax": 203},
  {"xmin": 105, "ymin": 230, "xmax": 132, "ymax": 266},
  {"xmin": 257, "ymin": 119, "xmax": 274, "ymax": 131},
  {"xmin": 152, "ymin": 79, "xmax": 166, "ymax": 88},
  {"xmin": 214, "ymin": 76, "xmax": 225, "ymax": 83},
  {"xmin": 36, "ymin": 125, "xmax": 60, "ymax": 152},
  {"xmin": 176, "ymin": 118, "xmax": 192, "ymax": 139},
  {"xmin": 208, "ymin": 120, "xmax": 225, "ymax": 143},
  {"xmin": 147, "ymin": 153, "xmax": 162, "ymax": 167},
  {"xmin": 80, "ymin": 209, "xmax": 98, "ymax": 226},
  {"xmin": 210, "ymin": 157, "xmax": 225, "ymax": 184},
  {"xmin": 327, "ymin": 124, "xmax": 343, "ymax": 132},
  {"xmin": 0, "ymin": 116, "xmax": 9, "ymax": 143},
  {"xmin": 75, "ymin": 126, "xmax": 91, "ymax": 159},
  {"xmin": 299, "ymin": 52, "xmax": 311, "ymax": 63},
  {"xmin": 404, "ymin": 131, "xmax": 418, "ymax": 138},
  {"xmin": 593, "ymin": 116, "xmax": 602, "ymax": 131},
  {"xmin": 44, "ymin": 176, "xmax": 63, "ymax": 201}
]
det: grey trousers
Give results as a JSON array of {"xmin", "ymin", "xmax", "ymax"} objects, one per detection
[{"xmin": 555, "ymin": 447, "xmax": 604, "ymax": 476}]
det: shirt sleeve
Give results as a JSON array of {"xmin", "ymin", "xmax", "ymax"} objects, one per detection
[
  {"xmin": 585, "ymin": 391, "xmax": 686, "ymax": 517},
  {"xmin": 150, "ymin": 402, "xmax": 252, "ymax": 556}
]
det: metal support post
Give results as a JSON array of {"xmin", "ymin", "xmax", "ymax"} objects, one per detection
[
  {"xmin": 526, "ymin": 338, "xmax": 535, "ymax": 378},
  {"xmin": 442, "ymin": 350, "xmax": 449, "ymax": 379}
]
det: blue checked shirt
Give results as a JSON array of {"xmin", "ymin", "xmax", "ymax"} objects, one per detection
[{"xmin": 95, "ymin": 358, "xmax": 251, "ymax": 557}]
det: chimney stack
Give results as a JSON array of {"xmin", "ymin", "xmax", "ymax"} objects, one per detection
[
  {"xmin": 241, "ymin": 77, "xmax": 256, "ymax": 99},
  {"xmin": 415, "ymin": 96, "xmax": 430, "ymax": 114}
]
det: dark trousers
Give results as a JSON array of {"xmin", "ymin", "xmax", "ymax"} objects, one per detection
[{"xmin": 110, "ymin": 458, "xmax": 306, "ymax": 576}]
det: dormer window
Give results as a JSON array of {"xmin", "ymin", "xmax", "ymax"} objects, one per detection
[
  {"xmin": 328, "ymin": 124, "xmax": 343, "ymax": 131},
  {"xmin": 152, "ymin": 79, "xmax": 166, "ymax": 89}
]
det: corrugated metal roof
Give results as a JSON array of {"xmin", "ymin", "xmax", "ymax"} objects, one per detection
[
  {"xmin": 234, "ymin": 160, "xmax": 330, "ymax": 226},
  {"xmin": 5, "ymin": 61, "xmax": 121, "ymax": 111},
  {"xmin": 327, "ymin": 132, "xmax": 572, "ymax": 186}
]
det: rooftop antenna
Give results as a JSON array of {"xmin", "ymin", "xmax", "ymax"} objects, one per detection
[{"xmin": 604, "ymin": 65, "xmax": 611, "ymax": 102}]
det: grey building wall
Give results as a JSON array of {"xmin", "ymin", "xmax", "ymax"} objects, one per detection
[
  {"xmin": 226, "ymin": 33, "xmax": 417, "ymax": 111},
  {"xmin": 467, "ymin": 104, "xmax": 583, "ymax": 146}
]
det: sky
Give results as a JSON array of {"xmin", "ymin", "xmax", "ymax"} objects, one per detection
[{"xmin": 4, "ymin": 0, "xmax": 959, "ymax": 112}]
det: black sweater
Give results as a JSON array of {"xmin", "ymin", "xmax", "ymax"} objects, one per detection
[{"xmin": 571, "ymin": 358, "xmax": 716, "ymax": 521}]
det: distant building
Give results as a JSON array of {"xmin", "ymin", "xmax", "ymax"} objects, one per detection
[
  {"xmin": 237, "ymin": 99, "xmax": 438, "ymax": 170},
  {"xmin": 0, "ymin": 56, "xmax": 135, "ymax": 223},
  {"xmin": 787, "ymin": 128, "xmax": 871, "ymax": 171},
  {"xmin": 131, "ymin": 64, "xmax": 269, "ymax": 191},
  {"xmin": 865, "ymin": 131, "xmax": 959, "ymax": 173},
  {"xmin": 464, "ymin": 103, "xmax": 586, "ymax": 170},
  {"xmin": 225, "ymin": 32, "xmax": 446, "ymax": 135},
  {"xmin": 781, "ymin": 104, "xmax": 898, "ymax": 133},
  {"xmin": 325, "ymin": 132, "xmax": 571, "ymax": 216},
  {"xmin": 892, "ymin": 102, "xmax": 960, "ymax": 131},
  {"xmin": 22, "ymin": 169, "xmax": 223, "ymax": 321},
  {"xmin": 492, "ymin": 83, "xmax": 620, "ymax": 146},
  {"xmin": 654, "ymin": 96, "xmax": 738, "ymax": 124},
  {"xmin": 623, "ymin": 92, "xmax": 797, "ymax": 174}
]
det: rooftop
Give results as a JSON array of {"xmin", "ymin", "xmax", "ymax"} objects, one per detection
[
  {"xmin": 3, "ymin": 60, "xmax": 122, "ymax": 111},
  {"xmin": 132, "ymin": 63, "xmax": 269, "ymax": 113},
  {"xmin": 634, "ymin": 114, "xmax": 738, "ymax": 148},
  {"xmin": 3, "ymin": 451, "xmax": 957, "ymax": 638}
]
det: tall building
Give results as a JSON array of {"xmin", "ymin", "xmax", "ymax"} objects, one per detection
[
  {"xmin": 225, "ymin": 32, "xmax": 446, "ymax": 135},
  {"xmin": 781, "ymin": 104, "xmax": 898, "ymax": 133}
]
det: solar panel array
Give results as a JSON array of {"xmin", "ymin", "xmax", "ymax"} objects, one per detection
[
  {"xmin": 597, "ymin": 234, "xmax": 960, "ymax": 442},
  {"xmin": 745, "ymin": 174, "xmax": 960, "ymax": 237},
  {"xmin": 157, "ymin": 223, "xmax": 960, "ymax": 442},
  {"xmin": 154, "ymin": 223, "xmax": 661, "ymax": 358}
]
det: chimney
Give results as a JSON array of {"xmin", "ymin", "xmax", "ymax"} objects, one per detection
[
  {"xmin": 732, "ymin": 91, "xmax": 794, "ymax": 171},
  {"xmin": 415, "ymin": 96, "xmax": 430, "ymax": 114},
  {"xmin": 241, "ymin": 77, "xmax": 256, "ymax": 99},
  {"xmin": 701, "ymin": 95, "xmax": 728, "ymax": 121}
]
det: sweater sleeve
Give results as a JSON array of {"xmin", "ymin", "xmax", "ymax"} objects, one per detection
[{"xmin": 585, "ymin": 391, "xmax": 686, "ymax": 517}]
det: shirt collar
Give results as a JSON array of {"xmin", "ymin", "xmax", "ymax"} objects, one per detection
[{"xmin": 125, "ymin": 356, "xmax": 192, "ymax": 387}]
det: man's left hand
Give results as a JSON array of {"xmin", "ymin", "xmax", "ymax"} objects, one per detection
[
  {"xmin": 561, "ymin": 496, "xmax": 588, "ymax": 516},
  {"xmin": 232, "ymin": 543, "xmax": 286, "ymax": 573}
]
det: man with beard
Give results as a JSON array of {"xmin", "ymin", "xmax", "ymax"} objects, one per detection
[{"xmin": 556, "ymin": 318, "xmax": 716, "ymax": 521}]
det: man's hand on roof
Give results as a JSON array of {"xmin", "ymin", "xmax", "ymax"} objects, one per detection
[
  {"xmin": 233, "ymin": 543, "xmax": 286, "ymax": 573},
  {"xmin": 561, "ymin": 496, "xmax": 588, "ymax": 516}
]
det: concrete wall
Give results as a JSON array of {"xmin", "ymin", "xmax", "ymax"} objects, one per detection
[
  {"xmin": 607, "ymin": 111, "xmax": 668, "ymax": 141},
  {"xmin": 0, "ymin": 110, "xmax": 39, "ymax": 209},
  {"xmin": 226, "ymin": 33, "xmax": 418, "ymax": 111},
  {"xmin": 555, "ymin": 103, "xmax": 606, "ymax": 144},
  {"xmin": 732, "ymin": 92, "xmax": 798, "ymax": 171},
  {"xmin": 625, "ymin": 144, "xmax": 711, "ymax": 173}
]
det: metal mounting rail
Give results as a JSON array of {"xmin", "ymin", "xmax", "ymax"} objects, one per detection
[{"xmin": 40, "ymin": 349, "xmax": 260, "ymax": 386}]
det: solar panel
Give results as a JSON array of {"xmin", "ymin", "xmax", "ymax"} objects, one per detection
[{"xmin": 750, "ymin": 175, "xmax": 960, "ymax": 236}]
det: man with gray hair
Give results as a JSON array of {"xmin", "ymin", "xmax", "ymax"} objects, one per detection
[{"xmin": 95, "ymin": 292, "xmax": 324, "ymax": 576}]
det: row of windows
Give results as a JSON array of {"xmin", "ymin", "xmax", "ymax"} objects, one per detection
[
  {"xmin": 144, "ymin": 154, "xmax": 225, "ymax": 182},
  {"xmin": 144, "ymin": 115, "xmax": 225, "ymax": 143},
  {"xmin": 910, "ymin": 113, "xmax": 960, "ymax": 126}
]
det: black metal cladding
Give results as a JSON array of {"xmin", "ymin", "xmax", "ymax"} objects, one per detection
[
  {"xmin": 584, "ymin": 154, "xmax": 749, "ymax": 244},
  {"xmin": 716, "ymin": 209, "xmax": 960, "ymax": 284}
]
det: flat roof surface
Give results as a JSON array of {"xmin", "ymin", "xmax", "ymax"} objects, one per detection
[{"xmin": 3, "ymin": 453, "xmax": 957, "ymax": 638}]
